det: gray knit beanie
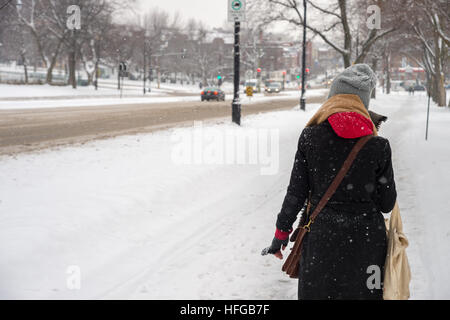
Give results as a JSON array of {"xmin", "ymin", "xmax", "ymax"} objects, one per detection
[{"xmin": 328, "ymin": 64, "xmax": 377, "ymax": 110}]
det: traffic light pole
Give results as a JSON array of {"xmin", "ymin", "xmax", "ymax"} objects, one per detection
[
  {"xmin": 300, "ymin": 0, "xmax": 307, "ymax": 111},
  {"xmin": 232, "ymin": 21, "xmax": 241, "ymax": 125}
]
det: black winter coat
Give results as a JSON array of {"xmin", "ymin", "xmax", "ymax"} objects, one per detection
[{"xmin": 276, "ymin": 121, "xmax": 397, "ymax": 300}]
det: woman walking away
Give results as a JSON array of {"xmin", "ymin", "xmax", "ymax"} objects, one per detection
[{"xmin": 263, "ymin": 64, "xmax": 397, "ymax": 300}]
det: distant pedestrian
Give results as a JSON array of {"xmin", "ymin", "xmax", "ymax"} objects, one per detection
[{"xmin": 262, "ymin": 64, "xmax": 397, "ymax": 300}]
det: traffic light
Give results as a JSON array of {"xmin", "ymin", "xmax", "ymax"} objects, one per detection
[
  {"xmin": 257, "ymin": 68, "xmax": 261, "ymax": 73},
  {"xmin": 296, "ymin": 75, "xmax": 301, "ymax": 80},
  {"xmin": 306, "ymin": 68, "xmax": 310, "ymax": 74},
  {"xmin": 218, "ymin": 75, "xmax": 223, "ymax": 86}
]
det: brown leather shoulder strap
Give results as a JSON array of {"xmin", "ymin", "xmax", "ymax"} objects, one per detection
[{"xmin": 308, "ymin": 135, "xmax": 373, "ymax": 224}]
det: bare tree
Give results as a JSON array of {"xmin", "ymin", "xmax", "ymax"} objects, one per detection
[
  {"xmin": 259, "ymin": 0, "xmax": 399, "ymax": 68},
  {"xmin": 138, "ymin": 8, "xmax": 175, "ymax": 87},
  {"xmin": 12, "ymin": 0, "xmax": 65, "ymax": 84},
  {"xmin": 43, "ymin": 0, "xmax": 131, "ymax": 88},
  {"xmin": 408, "ymin": 0, "xmax": 448, "ymax": 106}
]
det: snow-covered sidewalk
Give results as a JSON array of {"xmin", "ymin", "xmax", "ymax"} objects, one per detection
[
  {"xmin": 375, "ymin": 93, "xmax": 450, "ymax": 299},
  {"xmin": 0, "ymin": 92, "xmax": 449, "ymax": 299}
]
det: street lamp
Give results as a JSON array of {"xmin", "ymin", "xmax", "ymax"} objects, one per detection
[
  {"xmin": 232, "ymin": 21, "xmax": 241, "ymax": 125},
  {"xmin": 300, "ymin": 0, "xmax": 307, "ymax": 111}
]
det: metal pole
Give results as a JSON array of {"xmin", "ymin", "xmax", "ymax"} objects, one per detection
[
  {"xmin": 232, "ymin": 21, "xmax": 241, "ymax": 125},
  {"xmin": 300, "ymin": 0, "xmax": 307, "ymax": 111},
  {"xmin": 143, "ymin": 36, "xmax": 147, "ymax": 95},
  {"xmin": 95, "ymin": 41, "xmax": 99, "ymax": 91},
  {"xmin": 120, "ymin": 75, "xmax": 123, "ymax": 99},
  {"xmin": 118, "ymin": 63, "xmax": 121, "ymax": 90},
  {"xmin": 426, "ymin": 92, "xmax": 430, "ymax": 140}
]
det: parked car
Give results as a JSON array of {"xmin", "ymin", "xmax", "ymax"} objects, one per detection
[
  {"xmin": 201, "ymin": 87, "xmax": 225, "ymax": 101},
  {"xmin": 265, "ymin": 82, "xmax": 282, "ymax": 93},
  {"xmin": 410, "ymin": 84, "xmax": 426, "ymax": 91}
]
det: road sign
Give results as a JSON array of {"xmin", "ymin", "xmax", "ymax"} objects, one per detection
[
  {"xmin": 246, "ymin": 86, "xmax": 253, "ymax": 97},
  {"xmin": 228, "ymin": 0, "xmax": 246, "ymax": 22}
]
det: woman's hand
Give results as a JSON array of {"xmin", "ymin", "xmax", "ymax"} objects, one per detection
[{"xmin": 261, "ymin": 237, "xmax": 289, "ymax": 259}]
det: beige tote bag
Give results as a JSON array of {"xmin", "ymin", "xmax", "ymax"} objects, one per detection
[{"xmin": 383, "ymin": 201, "xmax": 411, "ymax": 300}]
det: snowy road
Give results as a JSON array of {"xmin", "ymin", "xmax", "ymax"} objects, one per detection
[
  {"xmin": 0, "ymin": 90, "xmax": 328, "ymax": 155},
  {"xmin": 0, "ymin": 91, "xmax": 449, "ymax": 299}
]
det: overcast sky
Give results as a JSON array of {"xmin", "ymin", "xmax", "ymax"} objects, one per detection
[{"xmin": 138, "ymin": 0, "xmax": 229, "ymax": 28}]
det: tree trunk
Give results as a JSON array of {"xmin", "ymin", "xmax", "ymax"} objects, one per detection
[
  {"xmin": 343, "ymin": 53, "xmax": 351, "ymax": 68},
  {"xmin": 434, "ymin": 73, "xmax": 446, "ymax": 107},
  {"xmin": 371, "ymin": 57, "xmax": 378, "ymax": 99},
  {"xmin": 29, "ymin": 28, "xmax": 48, "ymax": 74},
  {"xmin": 68, "ymin": 51, "xmax": 77, "ymax": 89},
  {"xmin": 21, "ymin": 53, "xmax": 28, "ymax": 84},
  {"xmin": 432, "ymin": 32, "xmax": 446, "ymax": 106},
  {"xmin": 95, "ymin": 60, "xmax": 99, "ymax": 90},
  {"xmin": 46, "ymin": 39, "xmax": 64, "ymax": 84},
  {"xmin": 46, "ymin": 67, "xmax": 53, "ymax": 84},
  {"xmin": 385, "ymin": 51, "xmax": 391, "ymax": 94},
  {"xmin": 202, "ymin": 72, "xmax": 207, "ymax": 86},
  {"xmin": 23, "ymin": 61, "xmax": 28, "ymax": 84},
  {"xmin": 338, "ymin": 0, "xmax": 352, "ymax": 69}
]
